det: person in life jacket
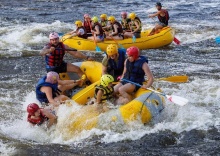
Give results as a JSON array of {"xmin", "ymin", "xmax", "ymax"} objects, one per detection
[
  {"xmin": 124, "ymin": 12, "xmax": 142, "ymax": 38},
  {"xmin": 27, "ymin": 103, "xmax": 57, "ymax": 128},
  {"xmin": 105, "ymin": 16, "xmax": 124, "ymax": 40},
  {"xmin": 148, "ymin": 2, "xmax": 169, "ymax": 36},
  {"xmin": 87, "ymin": 16, "xmax": 105, "ymax": 42},
  {"xmin": 83, "ymin": 14, "xmax": 93, "ymax": 37},
  {"xmin": 100, "ymin": 14, "xmax": 111, "ymax": 32},
  {"xmin": 66, "ymin": 20, "xmax": 87, "ymax": 39},
  {"xmin": 36, "ymin": 71, "xmax": 81, "ymax": 107},
  {"xmin": 120, "ymin": 12, "xmax": 131, "ymax": 33},
  {"xmin": 114, "ymin": 46, "xmax": 154, "ymax": 105},
  {"xmin": 40, "ymin": 32, "xmax": 93, "ymax": 85},
  {"xmin": 102, "ymin": 44, "xmax": 126, "ymax": 81},
  {"xmin": 94, "ymin": 74, "xmax": 115, "ymax": 112}
]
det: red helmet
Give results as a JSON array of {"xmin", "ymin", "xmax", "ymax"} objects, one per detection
[
  {"xmin": 126, "ymin": 46, "xmax": 139, "ymax": 60},
  {"xmin": 27, "ymin": 103, "xmax": 39, "ymax": 115},
  {"xmin": 121, "ymin": 12, "xmax": 127, "ymax": 17}
]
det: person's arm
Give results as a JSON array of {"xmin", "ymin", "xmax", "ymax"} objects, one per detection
[
  {"xmin": 96, "ymin": 90, "xmax": 104, "ymax": 104},
  {"xmin": 101, "ymin": 56, "xmax": 108, "ymax": 75},
  {"xmin": 141, "ymin": 62, "xmax": 154, "ymax": 89},
  {"xmin": 40, "ymin": 46, "xmax": 55, "ymax": 56},
  {"xmin": 92, "ymin": 25, "xmax": 100, "ymax": 35},
  {"xmin": 64, "ymin": 45, "xmax": 94, "ymax": 61},
  {"xmin": 41, "ymin": 109, "xmax": 57, "ymax": 128},
  {"xmin": 119, "ymin": 59, "xmax": 128, "ymax": 79},
  {"xmin": 58, "ymin": 79, "xmax": 79, "ymax": 85},
  {"xmin": 41, "ymin": 87, "xmax": 60, "ymax": 107},
  {"xmin": 148, "ymin": 11, "xmax": 161, "ymax": 18}
]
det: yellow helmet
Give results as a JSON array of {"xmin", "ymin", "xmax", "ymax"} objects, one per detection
[
  {"xmin": 108, "ymin": 16, "xmax": 115, "ymax": 23},
  {"xmin": 92, "ymin": 16, "xmax": 99, "ymax": 23},
  {"xmin": 129, "ymin": 12, "xmax": 136, "ymax": 20},
  {"xmin": 100, "ymin": 14, "xmax": 107, "ymax": 20},
  {"xmin": 101, "ymin": 74, "xmax": 114, "ymax": 87},
  {"xmin": 75, "ymin": 20, "xmax": 83, "ymax": 27},
  {"xmin": 106, "ymin": 44, "xmax": 118, "ymax": 56}
]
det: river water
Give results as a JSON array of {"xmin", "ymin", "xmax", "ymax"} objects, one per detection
[{"xmin": 0, "ymin": 0, "xmax": 220, "ymax": 155}]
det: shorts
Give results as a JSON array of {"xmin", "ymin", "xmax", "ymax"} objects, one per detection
[
  {"xmin": 46, "ymin": 62, "xmax": 67, "ymax": 74},
  {"xmin": 97, "ymin": 34, "xmax": 105, "ymax": 41},
  {"xmin": 119, "ymin": 33, "xmax": 124, "ymax": 39},
  {"xmin": 121, "ymin": 81, "xmax": 141, "ymax": 92},
  {"xmin": 133, "ymin": 32, "xmax": 141, "ymax": 38},
  {"xmin": 158, "ymin": 22, "xmax": 167, "ymax": 27}
]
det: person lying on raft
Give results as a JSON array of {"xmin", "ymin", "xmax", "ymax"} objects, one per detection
[
  {"xmin": 114, "ymin": 46, "xmax": 154, "ymax": 105},
  {"xmin": 27, "ymin": 103, "xmax": 57, "ymax": 129},
  {"xmin": 36, "ymin": 71, "xmax": 82, "ymax": 107},
  {"xmin": 102, "ymin": 44, "xmax": 126, "ymax": 81},
  {"xmin": 66, "ymin": 20, "xmax": 87, "ymax": 39}
]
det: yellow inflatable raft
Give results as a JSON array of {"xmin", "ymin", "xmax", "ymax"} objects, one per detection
[
  {"xmin": 61, "ymin": 27, "xmax": 175, "ymax": 51},
  {"xmin": 59, "ymin": 61, "xmax": 165, "ymax": 133}
]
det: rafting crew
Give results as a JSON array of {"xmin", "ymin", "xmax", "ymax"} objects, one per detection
[
  {"xmin": 27, "ymin": 103, "xmax": 57, "ymax": 128},
  {"xmin": 124, "ymin": 12, "xmax": 142, "ymax": 39},
  {"xmin": 66, "ymin": 20, "xmax": 87, "ymax": 39},
  {"xmin": 87, "ymin": 16, "xmax": 105, "ymax": 42},
  {"xmin": 114, "ymin": 46, "xmax": 154, "ymax": 105},
  {"xmin": 102, "ymin": 44, "xmax": 126, "ymax": 81},
  {"xmin": 148, "ymin": 2, "xmax": 169, "ymax": 36}
]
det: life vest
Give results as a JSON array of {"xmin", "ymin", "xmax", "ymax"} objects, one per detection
[
  {"xmin": 101, "ymin": 20, "xmax": 108, "ymax": 27},
  {"xmin": 124, "ymin": 56, "xmax": 148, "ymax": 84},
  {"xmin": 130, "ymin": 17, "xmax": 142, "ymax": 33},
  {"xmin": 111, "ymin": 21, "xmax": 123, "ymax": 35},
  {"xmin": 107, "ymin": 48, "xmax": 126, "ymax": 80},
  {"xmin": 45, "ymin": 42, "xmax": 65, "ymax": 67},
  {"xmin": 92, "ymin": 22, "xmax": 104, "ymax": 36},
  {"xmin": 94, "ymin": 85, "xmax": 114, "ymax": 102},
  {"xmin": 36, "ymin": 76, "xmax": 61, "ymax": 103},
  {"xmin": 158, "ymin": 9, "xmax": 169, "ymax": 26},
  {"xmin": 27, "ymin": 109, "xmax": 48, "ymax": 125},
  {"xmin": 83, "ymin": 21, "xmax": 92, "ymax": 33},
  {"xmin": 121, "ymin": 18, "xmax": 131, "ymax": 31},
  {"xmin": 76, "ymin": 26, "xmax": 87, "ymax": 39}
]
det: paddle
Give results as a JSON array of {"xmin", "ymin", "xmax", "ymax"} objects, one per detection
[
  {"xmin": 173, "ymin": 37, "xmax": 180, "ymax": 45},
  {"xmin": 132, "ymin": 35, "xmax": 136, "ymax": 43},
  {"xmin": 121, "ymin": 79, "xmax": 188, "ymax": 106},
  {"xmin": 109, "ymin": 36, "xmax": 126, "ymax": 50},
  {"xmin": 88, "ymin": 22, "xmax": 102, "ymax": 52},
  {"xmin": 215, "ymin": 36, "xmax": 220, "ymax": 43},
  {"xmin": 155, "ymin": 75, "xmax": 188, "ymax": 83}
]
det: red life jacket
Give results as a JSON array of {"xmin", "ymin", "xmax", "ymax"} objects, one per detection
[
  {"xmin": 83, "ymin": 21, "xmax": 92, "ymax": 33},
  {"xmin": 158, "ymin": 9, "xmax": 169, "ymax": 26},
  {"xmin": 45, "ymin": 42, "xmax": 66, "ymax": 67},
  {"xmin": 27, "ymin": 109, "xmax": 48, "ymax": 125}
]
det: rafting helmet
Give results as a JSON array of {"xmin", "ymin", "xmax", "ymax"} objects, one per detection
[
  {"xmin": 75, "ymin": 20, "xmax": 83, "ymax": 27},
  {"xmin": 92, "ymin": 16, "xmax": 99, "ymax": 23},
  {"xmin": 106, "ymin": 44, "xmax": 118, "ymax": 56},
  {"xmin": 84, "ymin": 14, "xmax": 90, "ymax": 18},
  {"xmin": 49, "ymin": 32, "xmax": 59, "ymax": 40},
  {"xmin": 126, "ymin": 46, "xmax": 139, "ymax": 60},
  {"xmin": 108, "ymin": 16, "xmax": 116, "ymax": 23},
  {"xmin": 45, "ymin": 71, "xmax": 59, "ymax": 84},
  {"xmin": 27, "ymin": 103, "xmax": 39, "ymax": 115},
  {"xmin": 129, "ymin": 12, "xmax": 136, "ymax": 20},
  {"xmin": 121, "ymin": 12, "xmax": 127, "ymax": 17},
  {"xmin": 100, "ymin": 14, "xmax": 107, "ymax": 20},
  {"xmin": 101, "ymin": 74, "xmax": 114, "ymax": 87}
]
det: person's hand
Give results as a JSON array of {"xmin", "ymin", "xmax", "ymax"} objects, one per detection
[
  {"xmin": 141, "ymin": 84, "xmax": 148, "ymax": 89},
  {"xmin": 87, "ymin": 56, "xmax": 94, "ymax": 61},
  {"xmin": 49, "ymin": 47, "xmax": 55, "ymax": 53},
  {"xmin": 148, "ymin": 15, "xmax": 153, "ymax": 18}
]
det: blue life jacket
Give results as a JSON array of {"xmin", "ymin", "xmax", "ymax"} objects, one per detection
[
  {"xmin": 124, "ymin": 55, "xmax": 148, "ymax": 85},
  {"xmin": 107, "ymin": 48, "xmax": 126, "ymax": 80},
  {"xmin": 36, "ymin": 76, "xmax": 61, "ymax": 103}
]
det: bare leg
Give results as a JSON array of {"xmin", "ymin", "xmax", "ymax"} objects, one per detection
[
  {"xmin": 66, "ymin": 63, "xmax": 84, "ymax": 77},
  {"xmin": 118, "ymin": 83, "xmax": 135, "ymax": 102}
]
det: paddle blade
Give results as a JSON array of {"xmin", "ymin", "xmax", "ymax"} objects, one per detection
[
  {"xmin": 158, "ymin": 75, "xmax": 188, "ymax": 83},
  {"xmin": 132, "ymin": 35, "xmax": 136, "ymax": 43},
  {"xmin": 58, "ymin": 33, "xmax": 64, "ymax": 37},
  {"xmin": 166, "ymin": 95, "xmax": 188, "ymax": 106},
  {"xmin": 215, "ymin": 37, "xmax": 220, "ymax": 44},
  {"xmin": 173, "ymin": 37, "xmax": 180, "ymax": 45},
  {"xmin": 96, "ymin": 46, "xmax": 102, "ymax": 52}
]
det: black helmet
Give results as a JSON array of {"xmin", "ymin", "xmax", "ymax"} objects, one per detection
[{"xmin": 156, "ymin": 2, "xmax": 162, "ymax": 7}]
